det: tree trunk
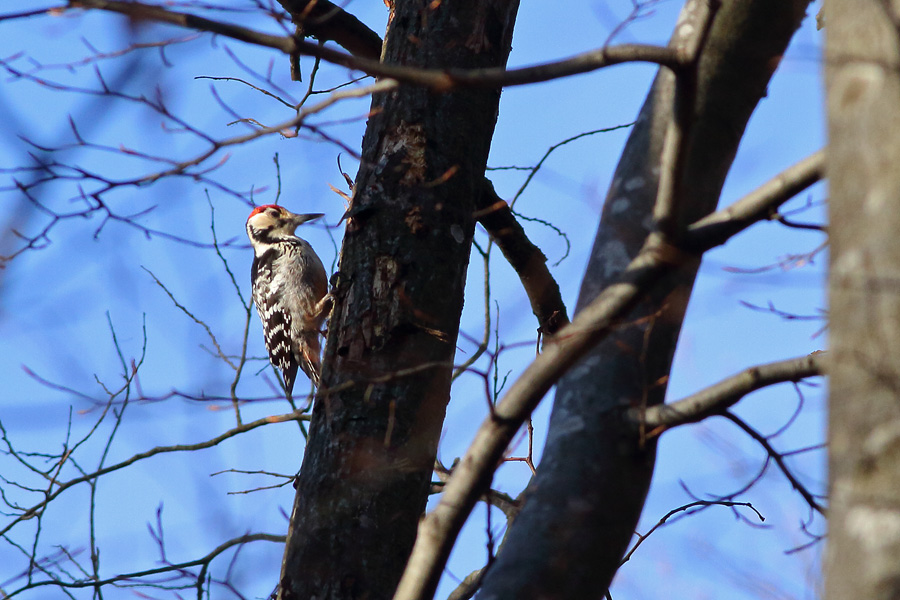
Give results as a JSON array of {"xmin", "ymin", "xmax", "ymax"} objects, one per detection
[
  {"xmin": 477, "ymin": 1, "xmax": 810, "ymax": 598},
  {"xmin": 825, "ymin": 1, "xmax": 900, "ymax": 598},
  {"xmin": 277, "ymin": 2, "xmax": 520, "ymax": 599}
]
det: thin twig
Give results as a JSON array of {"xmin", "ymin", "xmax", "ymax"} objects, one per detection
[
  {"xmin": 0, "ymin": 410, "xmax": 311, "ymax": 537},
  {"xmin": 722, "ymin": 412, "xmax": 826, "ymax": 515}
]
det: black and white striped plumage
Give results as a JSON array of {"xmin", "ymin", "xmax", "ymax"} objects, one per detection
[{"xmin": 246, "ymin": 204, "xmax": 329, "ymax": 394}]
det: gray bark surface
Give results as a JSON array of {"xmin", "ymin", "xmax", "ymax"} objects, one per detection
[{"xmin": 825, "ymin": 1, "xmax": 900, "ymax": 598}]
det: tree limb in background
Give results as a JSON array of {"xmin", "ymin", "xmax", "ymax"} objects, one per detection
[
  {"xmin": 686, "ymin": 149, "xmax": 825, "ymax": 249},
  {"xmin": 475, "ymin": 178, "xmax": 570, "ymax": 336},
  {"xmin": 635, "ymin": 352, "xmax": 825, "ymax": 432}
]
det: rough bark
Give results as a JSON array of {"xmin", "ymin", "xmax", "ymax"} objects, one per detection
[
  {"xmin": 276, "ymin": 2, "xmax": 520, "ymax": 599},
  {"xmin": 825, "ymin": 1, "xmax": 900, "ymax": 598},
  {"xmin": 476, "ymin": 1, "xmax": 811, "ymax": 598}
]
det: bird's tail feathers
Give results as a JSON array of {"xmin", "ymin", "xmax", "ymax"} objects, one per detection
[{"xmin": 299, "ymin": 332, "xmax": 322, "ymax": 388}]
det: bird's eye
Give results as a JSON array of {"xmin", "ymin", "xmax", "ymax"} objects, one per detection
[{"xmin": 267, "ymin": 208, "xmax": 280, "ymax": 217}]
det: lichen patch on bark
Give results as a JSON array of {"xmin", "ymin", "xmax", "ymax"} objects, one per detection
[{"xmin": 380, "ymin": 120, "xmax": 427, "ymax": 185}]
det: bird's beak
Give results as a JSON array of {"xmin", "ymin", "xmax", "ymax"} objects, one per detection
[{"xmin": 288, "ymin": 211, "xmax": 324, "ymax": 227}]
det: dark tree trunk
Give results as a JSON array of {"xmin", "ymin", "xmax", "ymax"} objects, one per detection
[
  {"xmin": 277, "ymin": 2, "xmax": 520, "ymax": 599},
  {"xmin": 476, "ymin": 1, "xmax": 810, "ymax": 598},
  {"xmin": 825, "ymin": 1, "xmax": 900, "ymax": 598}
]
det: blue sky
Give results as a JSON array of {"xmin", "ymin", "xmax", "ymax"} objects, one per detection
[{"xmin": 1, "ymin": 2, "xmax": 826, "ymax": 598}]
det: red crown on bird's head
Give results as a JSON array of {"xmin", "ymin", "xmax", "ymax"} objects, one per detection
[{"xmin": 247, "ymin": 204, "xmax": 282, "ymax": 220}]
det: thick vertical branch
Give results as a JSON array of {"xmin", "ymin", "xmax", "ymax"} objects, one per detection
[
  {"xmin": 475, "ymin": 1, "xmax": 810, "ymax": 598},
  {"xmin": 825, "ymin": 1, "xmax": 900, "ymax": 598},
  {"xmin": 277, "ymin": 2, "xmax": 520, "ymax": 600}
]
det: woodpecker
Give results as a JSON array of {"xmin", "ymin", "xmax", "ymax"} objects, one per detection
[{"xmin": 246, "ymin": 204, "xmax": 330, "ymax": 394}]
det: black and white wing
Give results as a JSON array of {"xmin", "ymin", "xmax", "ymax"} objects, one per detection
[{"xmin": 251, "ymin": 252, "xmax": 299, "ymax": 394}]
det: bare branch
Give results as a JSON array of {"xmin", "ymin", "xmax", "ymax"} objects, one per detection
[
  {"xmin": 496, "ymin": 122, "xmax": 635, "ymax": 209},
  {"xmin": 620, "ymin": 499, "xmax": 765, "ymax": 566},
  {"xmin": 446, "ymin": 569, "xmax": 484, "ymax": 600},
  {"xmin": 130, "ymin": 78, "xmax": 398, "ymax": 186},
  {"xmin": 0, "ymin": 7, "xmax": 56, "ymax": 21},
  {"xmin": 142, "ymin": 266, "xmax": 237, "ymax": 371},
  {"xmin": 423, "ymin": 44, "xmax": 682, "ymax": 91},
  {"xmin": 475, "ymin": 179, "xmax": 569, "ymax": 336},
  {"xmin": 652, "ymin": 0, "xmax": 719, "ymax": 238},
  {"xmin": 0, "ymin": 410, "xmax": 310, "ymax": 537},
  {"xmin": 68, "ymin": 0, "xmax": 297, "ymax": 53},
  {"xmin": 277, "ymin": 0, "xmax": 383, "ymax": 59},
  {"xmin": 723, "ymin": 412, "xmax": 826, "ymax": 514},
  {"xmin": 64, "ymin": 0, "xmax": 681, "ymax": 90},
  {"xmin": 686, "ymin": 149, "xmax": 826, "ymax": 249},
  {"xmin": 633, "ymin": 353, "xmax": 825, "ymax": 433},
  {"xmin": 7, "ymin": 533, "xmax": 284, "ymax": 596}
]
